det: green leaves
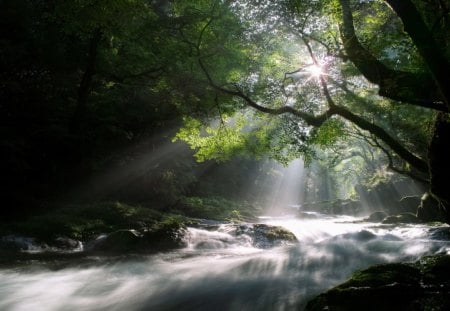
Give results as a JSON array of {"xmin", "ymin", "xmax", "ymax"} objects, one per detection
[
  {"xmin": 173, "ymin": 116, "xmax": 247, "ymax": 162},
  {"xmin": 310, "ymin": 118, "xmax": 346, "ymax": 146}
]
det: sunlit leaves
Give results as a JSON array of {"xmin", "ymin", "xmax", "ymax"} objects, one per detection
[
  {"xmin": 310, "ymin": 118, "xmax": 346, "ymax": 146},
  {"xmin": 171, "ymin": 0, "xmax": 435, "ymax": 186},
  {"xmin": 173, "ymin": 116, "xmax": 248, "ymax": 162}
]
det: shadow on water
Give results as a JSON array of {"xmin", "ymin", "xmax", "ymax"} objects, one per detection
[{"xmin": 0, "ymin": 215, "xmax": 449, "ymax": 311}]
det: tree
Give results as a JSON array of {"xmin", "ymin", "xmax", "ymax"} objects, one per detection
[
  {"xmin": 174, "ymin": 0, "xmax": 450, "ymax": 222},
  {"xmin": 2, "ymin": 0, "xmax": 449, "ymax": 223},
  {"xmin": 0, "ymin": 0, "xmax": 221, "ymax": 215}
]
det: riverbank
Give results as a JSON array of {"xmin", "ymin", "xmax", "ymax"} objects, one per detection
[{"xmin": 1, "ymin": 202, "xmax": 450, "ymax": 310}]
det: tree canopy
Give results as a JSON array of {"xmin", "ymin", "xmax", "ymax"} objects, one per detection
[{"xmin": 1, "ymin": 0, "xmax": 449, "ymax": 222}]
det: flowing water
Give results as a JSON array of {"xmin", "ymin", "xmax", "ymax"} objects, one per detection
[{"xmin": 1, "ymin": 214, "xmax": 449, "ymax": 311}]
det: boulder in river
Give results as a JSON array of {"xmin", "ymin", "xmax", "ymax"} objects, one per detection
[
  {"xmin": 382, "ymin": 212, "xmax": 421, "ymax": 224},
  {"xmin": 87, "ymin": 230, "xmax": 142, "ymax": 253},
  {"xmin": 305, "ymin": 254, "xmax": 450, "ymax": 311},
  {"xmin": 86, "ymin": 219, "xmax": 188, "ymax": 253},
  {"xmin": 365, "ymin": 211, "xmax": 388, "ymax": 223},
  {"xmin": 236, "ymin": 224, "xmax": 297, "ymax": 248},
  {"xmin": 141, "ymin": 219, "xmax": 188, "ymax": 251},
  {"xmin": 51, "ymin": 237, "xmax": 82, "ymax": 251}
]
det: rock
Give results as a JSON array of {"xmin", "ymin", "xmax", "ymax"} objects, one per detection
[
  {"xmin": 86, "ymin": 218, "xmax": 188, "ymax": 253},
  {"xmin": 417, "ymin": 255, "xmax": 450, "ymax": 283},
  {"xmin": 0, "ymin": 235, "xmax": 46, "ymax": 251},
  {"xmin": 417, "ymin": 192, "xmax": 443, "ymax": 222},
  {"xmin": 306, "ymin": 255, "xmax": 450, "ymax": 311},
  {"xmin": 365, "ymin": 211, "xmax": 388, "ymax": 222},
  {"xmin": 382, "ymin": 212, "xmax": 421, "ymax": 224},
  {"xmin": 305, "ymin": 263, "xmax": 423, "ymax": 311},
  {"xmin": 88, "ymin": 229, "xmax": 142, "ymax": 253},
  {"xmin": 398, "ymin": 195, "xmax": 421, "ymax": 214},
  {"xmin": 141, "ymin": 221, "xmax": 188, "ymax": 251},
  {"xmin": 52, "ymin": 237, "xmax": 82, "ymax": 250},
  {"xmin": 236, "ymin": 224, "xmax": 297, "ymax": 248}
]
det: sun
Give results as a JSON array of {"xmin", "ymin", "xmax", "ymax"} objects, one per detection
[{"xmin": 306, "ymin": 64, "xmax": 324, "ymax": 78}]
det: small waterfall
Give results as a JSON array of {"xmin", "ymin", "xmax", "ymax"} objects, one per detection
[{"xmin": 0, "ymin": 215, "xmax": 449, "ymax": 311}]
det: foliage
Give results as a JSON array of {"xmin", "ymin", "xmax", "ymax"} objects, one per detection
[
  {"xmin": 175, "ymin": 196, "xmax": 260, "ymax": 222},
  {"xmin": 1, "ymin": 0, "xmax": 448, "ymax": 219},
  {"xmin": 8, "ymin": 202, "xmax": 163, "ymax": 240}
]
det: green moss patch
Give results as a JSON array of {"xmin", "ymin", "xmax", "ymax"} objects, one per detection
[{"xmin": 306, "ymin": 255, "xmax": 450, "ymax": 311}]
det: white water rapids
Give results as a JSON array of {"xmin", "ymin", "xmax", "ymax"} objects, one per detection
[{"xmin": 1, "ymin": 214, "xmax": 449, "ymax": 311}]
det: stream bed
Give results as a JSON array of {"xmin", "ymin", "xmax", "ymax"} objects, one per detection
[{"xmin": 1, "ymin": 214, "xmax": 449, "ymax": 310}]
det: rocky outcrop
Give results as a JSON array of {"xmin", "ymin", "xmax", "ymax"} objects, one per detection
[
  {"xmin": 86, "ymin": 220, "xmax": 188, "ymax": 254},
  {"xmin": 305, "ymin": 255, "xmax": 450, "ymax": 311},
  {"xmin": 417, "ymin": 192, "xmax": 443, "ymax": 222},
  {"xmin": 398, "ymin": 195, "xmax": 421, "ymax": 213}
]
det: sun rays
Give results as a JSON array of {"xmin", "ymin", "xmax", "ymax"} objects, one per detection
[{"xmin": 305, "ymin": 64, "xmax": 325, "ymax": 79}]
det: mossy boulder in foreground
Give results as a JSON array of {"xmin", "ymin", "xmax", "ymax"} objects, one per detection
[{"xmin": 305, "ymin": 255, "xmax": 450, "ymax": 311}]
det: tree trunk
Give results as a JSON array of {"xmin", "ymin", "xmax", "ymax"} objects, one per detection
[
  {"xmin": 423, "ymin": 112, "xmax": 450, "ymax": 223},
  {"xmin": 70, "ymin": 28, "xmax": 102, "ymax": 133}
]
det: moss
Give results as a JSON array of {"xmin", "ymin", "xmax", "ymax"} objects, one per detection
[
  {"xmin": 175, "ymin": 196, "xmax": 259, "ymax": 222},
  {"xmin": 336, "ymin": 263, "xmax": 421, "ymax": 289},
  {"xmin": 306, "ymin": 255, "xmax": 450, "ymax": 311},
  {"xmin": 416, "ymin": 254, "xmax": 450, "ymax": 283},
  {"xmin": 264, "ymin": 226, "xmax": 297, "ymax": 241},
  {"xmin": 7, "ymin": 201, "xmax": 164, "ymax": 241}
]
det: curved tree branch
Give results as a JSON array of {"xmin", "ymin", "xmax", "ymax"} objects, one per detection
[
  {"xmin": 369, "ymin": 135, "xmax": 430, "ymax": 183},
  {"xmin": 338, "ymin": 0, "xmax": 447, "ymax": 112},
  {"xmin": 196, "ymin": 15, "xmax": 428, "ymax": 174},
  {"xmin": 200, "ymin": 55, "xmax": 429, "ymax": 173},
  {"xmin": 302, "ymin": 38, "xmax": 429, "ymax": 173},
  {"xmin": 332, "ymin": 105, "xmax": 428, "ymax": 173},
  {"xmin": 198, "ymin": 58, "xmax": 332, "ymax": 127}
]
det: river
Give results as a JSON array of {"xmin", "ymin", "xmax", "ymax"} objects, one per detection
[{"xmin": 1, "ymin": 213, "xmax": 449, "ymax": 310}]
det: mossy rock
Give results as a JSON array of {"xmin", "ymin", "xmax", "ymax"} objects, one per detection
[
  {"xmin": 337, "ymin": 263, "xmax": 421, "ymax": 288},
  {"xmin": 87, "ymin": 230, "xmax": 142, "ymax": 253},
  {"xmin": 141, "ymin": 217, "xmax": 188, "ymax": 251},
  {"xmin": 85, "ymin": 217, "xmax": 188, "ymax": 253},
  {"xmin": 416, "ymin": 254, "xmax": 450, "ymax": 283},
  {"xmin": 306, "ymin": 255, "xmax": 450, "ymax": 311},
  {"xmin": 236, "ymin": 224, "xmax": 297, "ymax": 249},
  {"xmin": 306, "ymin": 263, "xmax": 422, "ymax": 311},
  {"xmin": 382, "ymin": 212, "xmax": 421, "ymax": 224},
  {"xmin": 365, "ymin": 211, "xmax": 388, "ymax": 222},
  {"xmin": 9, "ymin": 202, "xmax": 164, "ymax": 242},
  {"xmin": 254, "ymin": 224, "xmax": 297, "ymax": 241}
]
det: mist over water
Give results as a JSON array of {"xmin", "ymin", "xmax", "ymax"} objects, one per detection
[{"xmin": 1, "ymin": 215, "xmax": 449, "ymax": 311}]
